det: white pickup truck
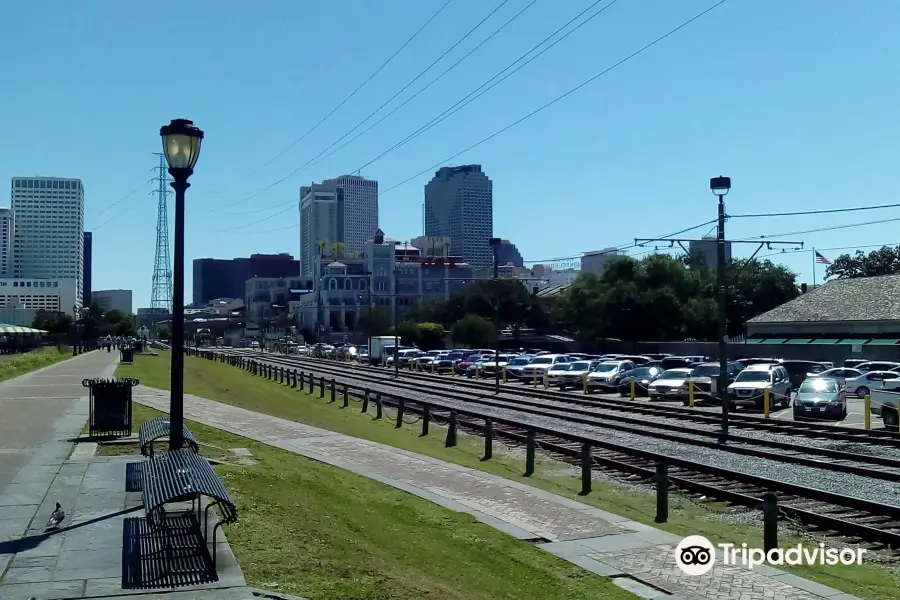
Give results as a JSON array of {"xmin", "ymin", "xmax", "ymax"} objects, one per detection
[{"xmin": 868, "ymin": 380, "xmax": 900, "ymax": 432}]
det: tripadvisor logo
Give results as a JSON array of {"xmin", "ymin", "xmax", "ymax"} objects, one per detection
[{"xmin": 675, "ymin": 535, "xmax": 866, "ymax": 575}]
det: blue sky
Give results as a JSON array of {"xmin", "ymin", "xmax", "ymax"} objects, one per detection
[{"xmin": 2, "ymin": 0, "xmax": 898, "ymax": 306}]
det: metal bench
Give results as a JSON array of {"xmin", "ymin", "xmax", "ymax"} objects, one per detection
[
  {"xmin": 141, "ymin": 448, "xmax": 238, "ymax": 571},
  {"xmin": 139, "ymin": 417, "xmax": 200, "ymax": 457}
]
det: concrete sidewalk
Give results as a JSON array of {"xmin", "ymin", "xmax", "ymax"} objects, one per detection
[
  {"xmin": 134, "ymin": 384, "xmax": 861, "ymax": 600},
  {"xmin": 0, "ymin": 351, "xmax": 254, "ymax": 599}
]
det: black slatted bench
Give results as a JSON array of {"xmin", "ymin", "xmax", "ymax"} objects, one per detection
[
  {"xmin": 141, "ymin": 448, "xmax": 238, "ymax": 572},
  {"xmin": 139, "ymin": 417, "xmax": 200, "ymax": 457}
]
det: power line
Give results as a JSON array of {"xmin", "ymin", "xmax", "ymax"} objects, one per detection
[
  {"xmin": 378, "ymin": 0, "xmax": 728, "ymax": 196},
  {"xmin": 195, "ymin": 0, "xmax": 455, "ymax": 199},
  {"xmin": 207, "ymin": 0, "xmax": 514, "ymax": 214},
  {"xmin": 741, "ymin": 215, "xmax": 900, "ymax": 241},
  {"xmin": 730, "ymin": 202, "xmax": 900, "ymax": 219},
  {"xmin": 86, "ymin": 182, "xmax": 148, "ymax": 230}
]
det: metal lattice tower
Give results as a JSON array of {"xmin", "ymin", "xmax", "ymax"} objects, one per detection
[{"xmin": 150, "ymin": 153, "xmax": 173, "ymax": 313}]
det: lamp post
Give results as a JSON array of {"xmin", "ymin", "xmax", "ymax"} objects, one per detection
[
  {"xmin": 710, "ymin": 175, "xmax": 731, "ymax": 443},
  {"xmin": 489, "ymin": 238, "xmax": 502, "ymax": 394},
  {"xmin": 159, "ymin": 118, "xmax": 204, "ymax": 451},
  {"xmin": 72, "ymin": 304, "xmax": 79, "ymax": 355}
]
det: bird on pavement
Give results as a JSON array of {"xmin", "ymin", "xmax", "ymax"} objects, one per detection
[{"xmin": 45, "ymin": 502, "xmax": 65, "ymax": 529}]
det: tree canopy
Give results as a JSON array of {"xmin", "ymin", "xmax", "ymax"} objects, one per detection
[{"xmin": 825, "ymin": 246, "xmax": 900, "ymax": 280}]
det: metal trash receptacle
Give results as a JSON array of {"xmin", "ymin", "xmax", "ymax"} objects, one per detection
[
  {"xmin": 83, "ymin": 377, "xmax": 138, "ymax": 437},
  {"xmin": 121, "ymin": 347, "xmax": 134, "ymax": 364}
]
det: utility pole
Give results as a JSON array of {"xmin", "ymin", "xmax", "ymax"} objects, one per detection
[
  {"xmin": 635, "ymin": 176, "xmax": 803, "ymax": 444},
  {"xmin": 393, "ymin": 266, "xmax": 399, "ymax": 378},
  {"xmin": 489, "ymin": 238, "xmax": 502, "ymax": 395}
]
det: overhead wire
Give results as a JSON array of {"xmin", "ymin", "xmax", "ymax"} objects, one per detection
[
  {"xmin": 206, "ymin": 0, "xmax": 515, "ymax": 215},
  {"xmin": 758, "ymin": 240, "xmax": 900, "ymax": 261},
  {"xmin": 377, "ymin": 0, "xmax": 729, "ymax": 196},
  {"xmin": 195, "ymin": 0, "xmax": 455, "ymax": 198},
  {"xmin": 731, "ymin": 202, "xmax": 900, "ymax": 219}
]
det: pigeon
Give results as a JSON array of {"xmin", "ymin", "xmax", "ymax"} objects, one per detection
[{"xmin": 46, "ymin": 502, "xmax": 65, "ymax": 529}]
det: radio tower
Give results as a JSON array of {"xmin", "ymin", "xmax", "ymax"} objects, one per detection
[{"xmin": 150, "ymin": 153, "xmax": 173, "ymax": 314}]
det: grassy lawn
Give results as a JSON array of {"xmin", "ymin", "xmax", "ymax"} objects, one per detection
[
  {"xmin": 117, "ymin": 352, "xmax": 900, "ymax": 600},
  {"xmin": 100, "ymin": 403, "xmax": 635, "ymax": 600},
  {"xmin": 0, "ymin": 346, "xmax": 72, "ymax": 382}
]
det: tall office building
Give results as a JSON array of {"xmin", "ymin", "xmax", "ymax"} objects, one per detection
[
  {"xmin": 192, "ymin": 253, "xmax": 300, "ymax": 305},
  {"xmin": 10, "ymin": 177, "xmax": 85, "ymax": 306},
  {"xmin": 424, "ymin": 165, "xmax": 493, "ymax": 268},
  {"xmin": 0, "ymin": 208, "xmax": 12, "ymax": 277},
  {"xmin": 83, "ymin": 231, "xmax": 92, "ymax": 305},
  {"xmin": 688, "ymin": 236, "xmax": 732, "ymax": 270},
  {"xmin": 323, "ymin": 175, "xmax": 377, "ymax": 254},
  {"xmin": 299, "ymin": 182, "xmax": 344, "ymax": 277}
]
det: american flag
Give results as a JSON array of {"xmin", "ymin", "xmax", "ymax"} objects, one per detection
[{"xmin": 815, "ymin": 251, "xmax": 830, "ymax": 265}]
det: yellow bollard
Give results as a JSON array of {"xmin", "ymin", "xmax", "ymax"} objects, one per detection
[
  {"xmin": 763, "ymin": 388, "xmax": 770, "ymax": 418},
  {"xmin": 582, "ymin": 372, "xmax": 588, "ymax": 395},
  {"xmin": 503, "ymin": 366, "xmax": 507, "ymax": 384},
  {"xmin": 688, "ymin": 382, "xmax": 695, "ymax": 408},
  {"xmin": 533, "ymin": 369, "xmax": 538, "ymax": 387},
  {"xmin": 865, "ymin": 395, "xmax": 871, "ymax": 430},
  {"xmin": 630, "ymin": 377, "xmax": 636, "ymax": 400},
  {"xmin": 381, "ymin": 355, "xmax": 386, "ymax": 367},
  {"xmin": 451, "ymin": 362, "xmax": 456, "ymax": 377},
  {"xmin": 544, "ymin": 371, "xmax": 549, "ymax": 389}
]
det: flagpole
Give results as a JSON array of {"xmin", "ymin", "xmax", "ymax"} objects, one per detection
[{"xmin": 812, "ymin": 248, "xmax": 817, "ymax": 287}]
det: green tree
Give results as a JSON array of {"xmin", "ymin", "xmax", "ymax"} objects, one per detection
[
  {"xmin": 451, "ymin": 314, "xmax": 495, "ymax": 348},
  {"xmin": 102, "ymin": 309, "xmax": 136, "ymax": 336},
  {"xmin": 391, "ymin": 321, "xmax": 421, "ymax": 346},
  {"xmin": 825, "ymin": 246, "xmax": 900, "ymax": 279},
  {"xmin": 356, "ymin": 306, "xmax": 392, "ymax": 337},
  {"xmin": 417, "ymin": 322, "xmax": 445, "ymax": 350}
]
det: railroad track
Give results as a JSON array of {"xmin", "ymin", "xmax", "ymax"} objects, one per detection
[
  {"xmin": 234, "ymin": 349, "xmax": 900, "ymax": 447},
  {"xmin": 206, "ymin": 348, "xmax": 900, "ymax": 551}
]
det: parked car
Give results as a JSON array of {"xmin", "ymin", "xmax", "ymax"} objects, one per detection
[
  {"xmin": 808, "ymin": 367, "xmax": 862, "ymax": 388},
  {"xmin": 778, "ymin": 360, "xmax": 828, "ymax": 389},
  {"xmin": 479, "ymin": 354, "xmax": 520, "ymax": 376},
  {"xmin": 854, "ymin": 361, "xmax": 900, "ymax": 373},
  {"xmin": 465, "ymin": 358, "xmax": 494, "ymax": 378},
  {"xmin": 843, "ymin": 358, "xmax": 867, "ymax": 369},
  {"xmin": 504, "ymin": 355, "xmax": 534, "ymax": 380},
  {"xmin": 684, "ymin": 362, "xmax": 744, "ymax": 401},
  {"xmin": 868, "ymin": 379, "xmax": 900, "ymax": 431},
  {"xmin": 725, "ymin": 364, "xmax": 792, "ymax": 409},
  {"xmin": 842, "ymin": 370, "xmax": 900, "ymax": 398},
  {"xmin": 557, "ymin": 360, "xmax": 604, "ymax": 390},
  {"xmin": 586, "ymin": 360, "xmax": 636, "ymax": 392},
  {"xmin": 616, "ymin": 365, "xmax": 662, "ymax": 397},
  {"xmin": 792, "ymin": 377, "xmax": 846, "ymax": 420},
  {"xmin": 520, "ymin": 355, "xmax": 571, "ymax": 383},
  {"xmin": 546, "ymin": 362, "xmax": 573, "ymax": 386},
  {"xmin": 647, "ymin": 368, "xmax": 694, "ymax": 400}
]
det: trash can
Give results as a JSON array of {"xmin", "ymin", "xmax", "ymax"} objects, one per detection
[
  {"xmin": 121, "ymin": 347, "xmax": 134, "ymax": 364},
  {"xmin": 83, "ymin": 377, "xmax": 138, "ymax": 437}
]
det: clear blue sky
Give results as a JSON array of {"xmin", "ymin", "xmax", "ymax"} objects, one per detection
[{"xmin": 2, "ymin": 0, "xmax": 898, "ymax": 307}]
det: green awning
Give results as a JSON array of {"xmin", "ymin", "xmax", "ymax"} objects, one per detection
[
  {"xmin": 784, "ymin": 339, "xmax": 812, "ymax": 344},
  {"xmin": 0, "ymin": 324, "xmax": 40, "ymax": 334},
  {"xmin": 744, "ymin": 339, "xmax": 764, "ymax": 344},
  {"xmin": 760, "ymin": 338, "xmax": 787, "ymax": 344},
  {"xmin": 867, "ymin": 339, "xmax": 900, "ymax": 345},
  {"xmin": 840, "ymin": 339, "xmax": 870, "ymax": 345},
  {"xmin": 809, "ymin": 339, "xmax": 839, "ymax": 345}
]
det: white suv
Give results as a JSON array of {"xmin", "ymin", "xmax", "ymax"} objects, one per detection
[{"xmin": 725, "ymin": 364, "xmax": 791, "ymax": 409}]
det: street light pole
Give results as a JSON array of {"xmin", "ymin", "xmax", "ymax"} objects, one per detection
[
  {"xmin": 393, "ymin": 267, "xmax": 399, "ymax": 378},
  {"xmin": 159, "ymin": 118, "xmax": 204, "ymax": 452},
  {"xmin": 710, "ymin": 175, "xmax": 731, "ymax": 444},
  {"xmin": 489, "ymin": 238, "xmax": 501, "ymax": 394}
]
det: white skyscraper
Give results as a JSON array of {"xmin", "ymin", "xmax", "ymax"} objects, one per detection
[
  {"xmin": 299, "ymin": 182, "xmax": 344, "ymax": 277},
  {"xmin": 323, "ymin": 175, "xmax": 377, "ymax": 254},
  {"xmin": 10, "ymin": 177, "xmax": 85, "ymax": 305},
  {"xmin": 0, "ymin": 207, "xmax": 12, "ymax": 277},
  {"xmin": 424, "ymin": 165, "xmax": 493, "ymax": 268}
]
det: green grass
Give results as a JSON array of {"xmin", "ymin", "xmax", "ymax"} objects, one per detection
[
  {"xmin": 0, "ymin": 346, "xmax": 72, "ymax": 382},
  {"xmin": 103, "ymin": 403, "xmax": 635, "ymax": 600},
  {"xmin": 118, "ymin": 352, "xmax": 900, "ymax": 600}
]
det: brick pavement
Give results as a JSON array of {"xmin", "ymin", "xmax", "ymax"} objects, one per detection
[{"xmin": 133, "ymin": 383, "xmax": 862, "ymax": 600}]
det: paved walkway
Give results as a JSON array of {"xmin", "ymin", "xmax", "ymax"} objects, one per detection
[
  {"xmin": 134, "ymin": 383, "xmax": 861, "ymax": 600},
  {"xmin": 0, "ymin": 351, "xmax": 253, "ymax": 600}
]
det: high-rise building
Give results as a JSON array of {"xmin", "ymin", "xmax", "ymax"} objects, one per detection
[
  {"xmin": 10, "ymin": 177, "xmax": 85, "ymax": 305},
  {"xmin": 495, "ymin": 239, "xmax": 523, "ymax": 267},
  {"xmin": 688, "ymin": 236, "xmax": 732, "ymax": 270},
  {"xmin": 0, "ymin": 208, "xmax": 12, "ymax": 277},
  {"xmin": 323, "ymin": 175, "xmax": 377, "ymax": 254},
  {"xmin": 92, "ymin": 289, "xmax": 133, "ymax": 315},
  {"xmin": 581, "ymin": 248, "xmax": 619, "ymax": 276},
  {"xmin": 192, "ymin": 253, "xmax": 300, "ymax": 305},
  {"xmin": 299, "ymin": 182, "xmax": 344, "ymax": 277},
  {"xmin": 424, "ymin": 165, "xmax": 493, "ymax": 269},
  {"xmin": 83, "ymin": 231, "xmax": 92, "ymax": 305}
]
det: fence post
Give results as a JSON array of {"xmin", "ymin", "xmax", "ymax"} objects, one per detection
[
  {"xmin": 291, "ymin": 370, "xmax": 298, "ymax": 388},
  {"xmin": 342, "ymin": 384, "xmax": 349, "ymax": 407},
  {"xmin": 374, "ymin": 393, "xmax": 383, "ymax": 419},
  {"xmin": 524, "ymin": 430, "xmax": 536, "ymax": 476},
  {"xmin": 330, "ymin": 379, "xmax": 336, "ymax": 403},
  {"xmin": 421, "ymin": 405, "xmax": 430, "ymax": 436},
  {"xmin": 763, "ymin": 492, "xmax": 778, "ymax": 553},
  {"xmin": 446, "ymin": 411, "xmax": 458, "ymax": 447},
  {"xmin": 580, "ymin": 443, "xmax": 592, "ymax": 496},
  {"xmin": 483, "ymin": 419, "xmax": 493, "ymax": 461},
  {"xmin": 395, "ymin": 399, "xmax": 404, "ymax": 428},
  {"xmin": 362, "ymin": 390, "xmax": 369, "ymax": 413},
  {"xmin": 655, "ymin": 462, "xmax": 668, "ymax": 523}
]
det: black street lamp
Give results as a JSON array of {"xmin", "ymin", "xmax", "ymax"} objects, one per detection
[
  {"xmin": 160, "ymin": 118, "xmax": 204, "ymax": 451},
  {"xmin": 710, "ymin": 175, "xmax": 731, "ymax": 443},
  {"xmin": 489, "ymin": 237, "xmax": 502, "ymax": 394}
]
